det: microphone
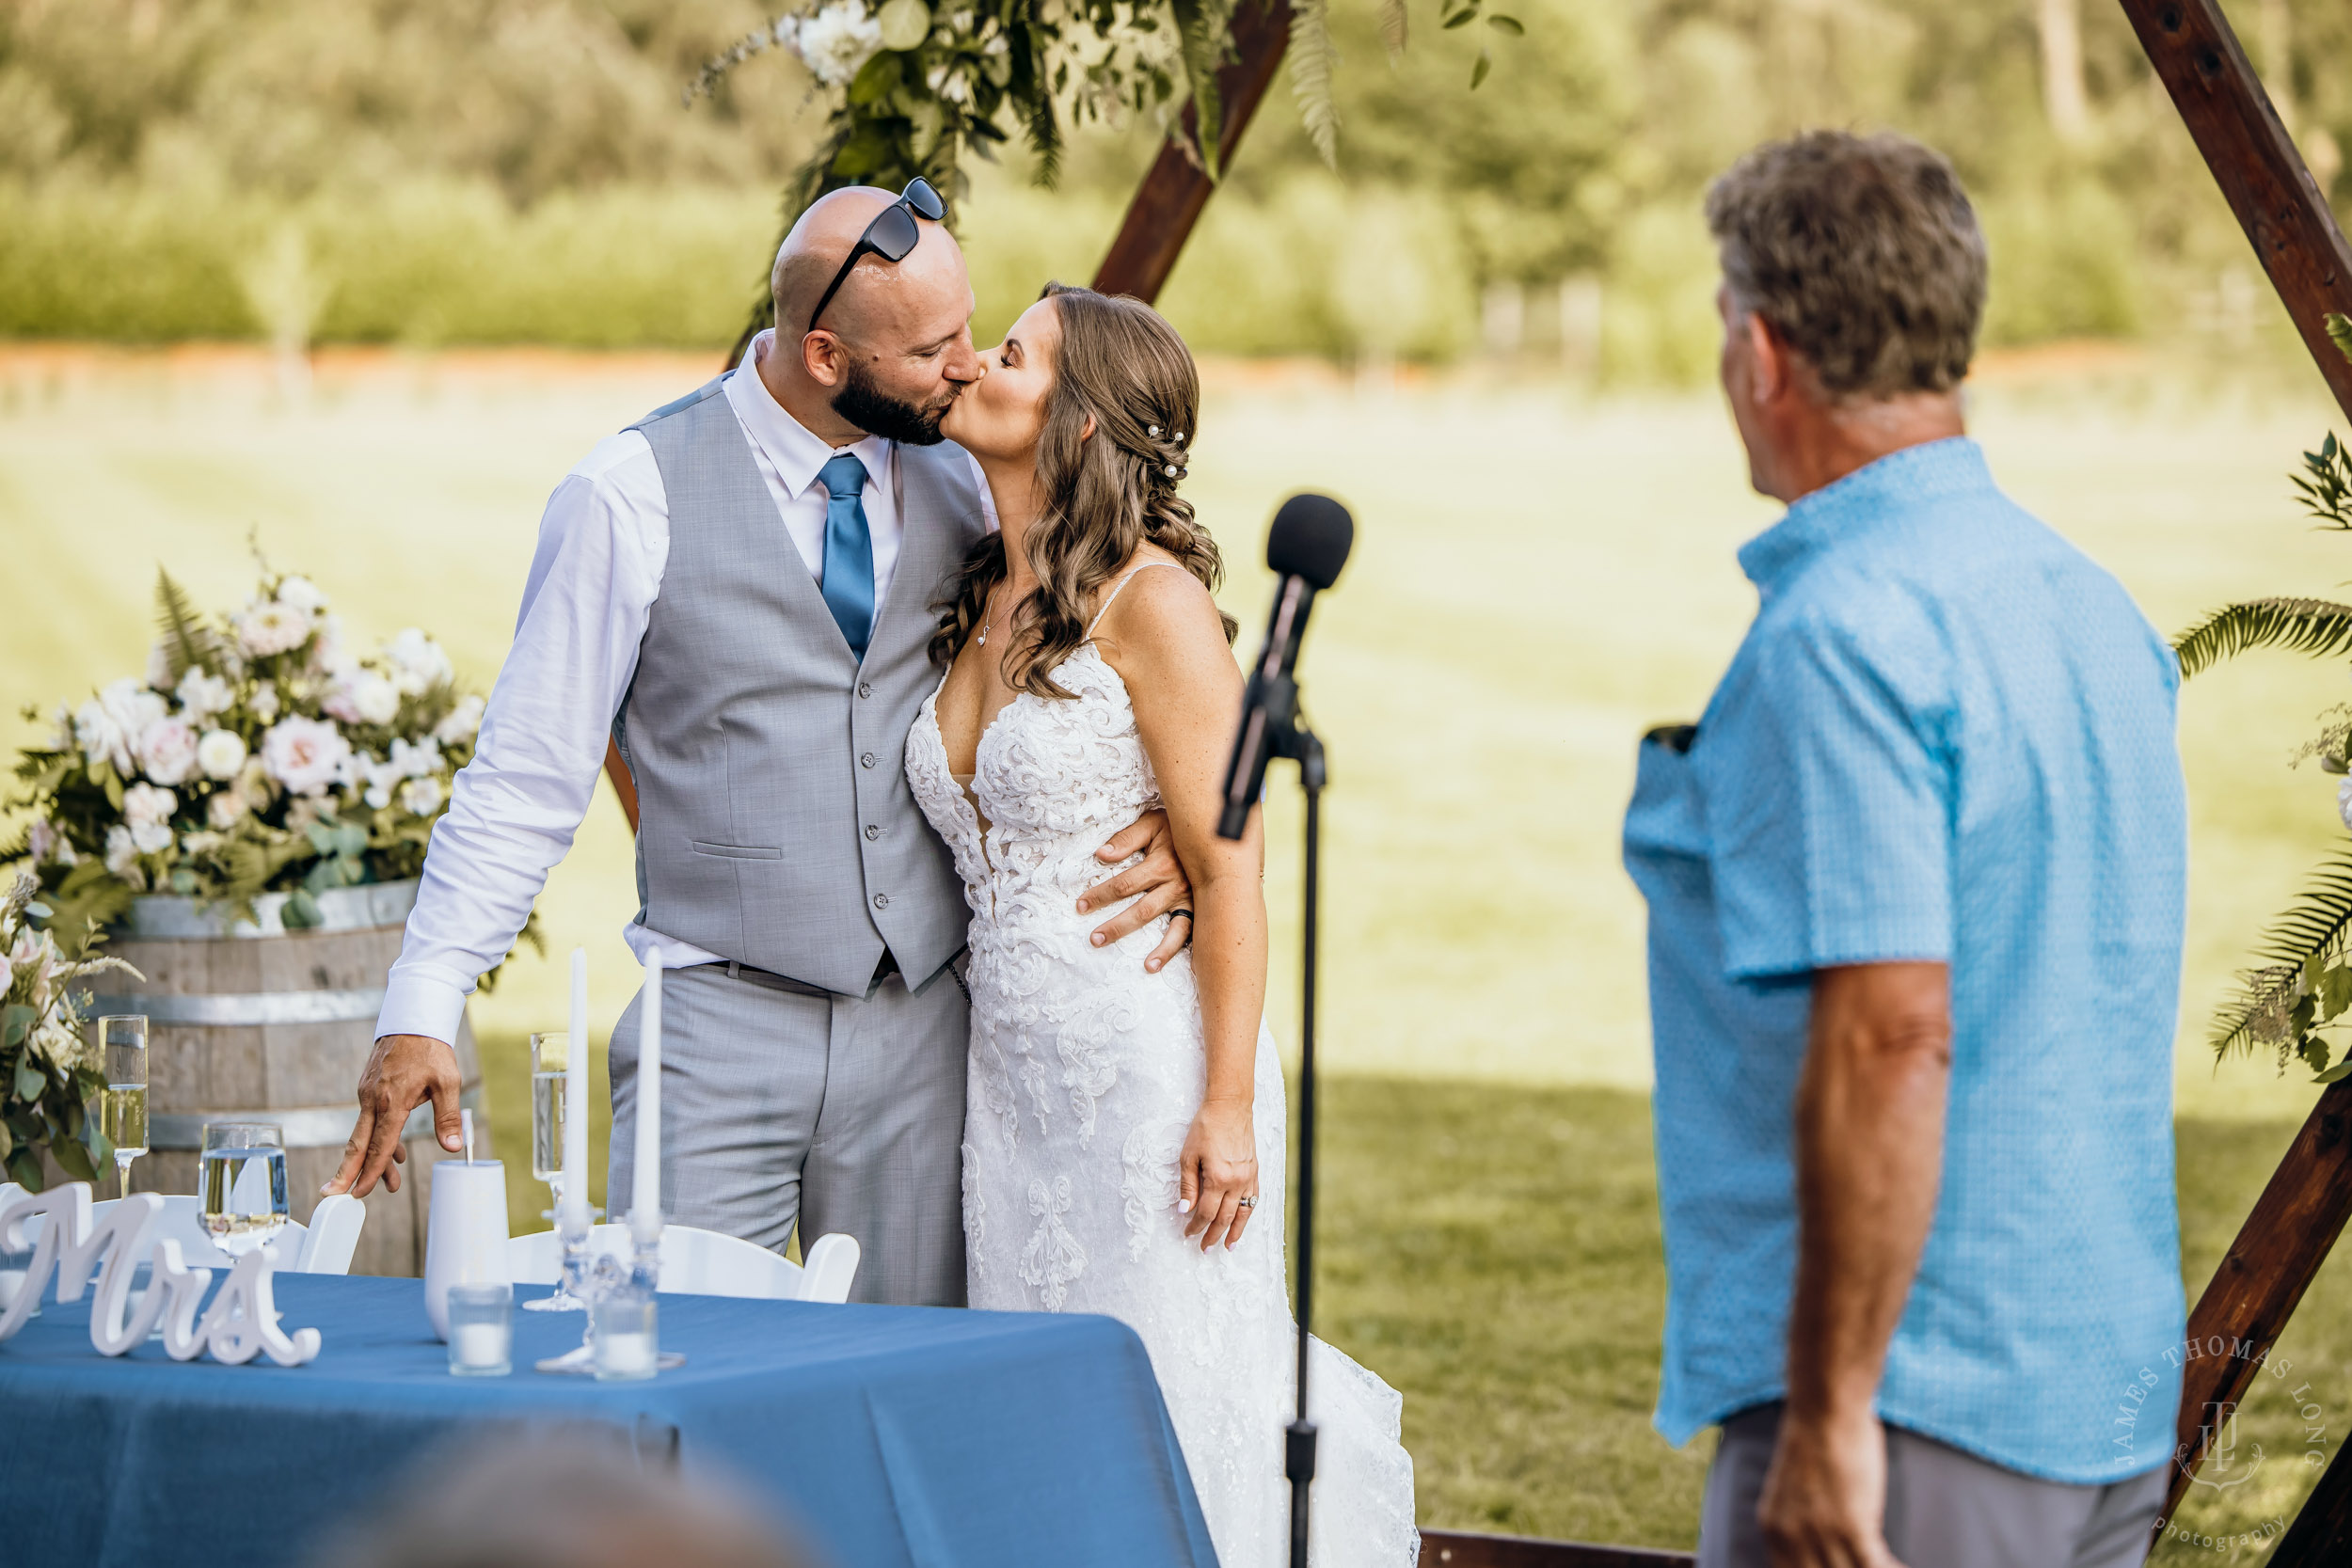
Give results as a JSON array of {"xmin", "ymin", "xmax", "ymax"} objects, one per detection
[{"xmin": 1217, "ymin": 494, "xmax": 1354, "ymax": 840}]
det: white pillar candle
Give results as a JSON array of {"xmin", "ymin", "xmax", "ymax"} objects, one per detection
[
  {"xmin": 632, "ymin": 954, "xmax": 661, "ymax": 1243},
  {"xmin": 563, "ymin": 948, "xmax": 590, "ymax": 1233},
  {"xmin": 453, "ymin": 1320, "xmax": 509, "ymax": 1369}
]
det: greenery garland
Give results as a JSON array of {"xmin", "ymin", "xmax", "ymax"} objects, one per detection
[{"xmin": 691, "ymin": 0, "xmax": 1517, "ymax": 342}]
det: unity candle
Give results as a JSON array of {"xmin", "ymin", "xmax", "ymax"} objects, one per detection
[
  {"xmin": 562, "ymin": 948, "xmax": 590, "ymax": 1235},
  {"xmin": 632, "ymin": 953, "xmax": 662, "ymax": 1243}
]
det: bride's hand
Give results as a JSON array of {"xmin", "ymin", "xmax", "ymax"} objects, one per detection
[{"xmin": 1179, "ymin": 1098, "xmax": 1259, "ymax": 1251}]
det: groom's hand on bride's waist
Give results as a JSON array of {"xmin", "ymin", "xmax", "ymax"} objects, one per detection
[
  {"xmin": 322, "ymin": 1033, "xmax": 465, "ymax": 1198},
  {"xmin": 1078, "ymin": 810, "xmax": 1194, "ymax": 973}
]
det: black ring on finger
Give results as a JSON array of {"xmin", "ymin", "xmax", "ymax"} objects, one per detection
[{"xmin": 1168, "ymin": 910, "xmax": 1193, "ymax": 921}]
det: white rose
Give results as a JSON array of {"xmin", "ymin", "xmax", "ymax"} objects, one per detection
[
  {"xmin": 2339, "ymin": 775, "xmax": 2352, "ymax": 833},
  {"xmin": 261, "ymin": 716, "xmax": 351, "ymax": 798},
  {"xmin": 310, "ymin": 613, "xmax": 350, "ymax": 677},
  {"xmin": 237, "ymin": 600, "xmax": 311, "ymax": 658},
  {"xmin": 249, "ymin": 684, "xmax": 281, "ymax": 722},
  {"xmin": 103, "ymin": 824, "xmax": 139, "ymax": 874},
  {"xmin": 137, "ymin": 717, "xmax": 200, "ymax": 786},
  {"xmin": 382, "ymin": 628, "xmax": 454, "ymax": 696},
  {"xmin": 351, "ymin": 673, "xmax": 401, "ymax": 725},
  {"xmin": 434, "ymin": 694, "xmax": 485, "ymax": 745},
  {"xmin": 78, "ymin": 678, "xmax": 167, "ymax": 774},
  {"xmin": 123, "ymin": 782, "xmax": 178, "ymax": 830},
  {"xmin": 207, "ymin": 788, "xmax": 249, "ymax": 829},
  {"xmin": 197, "ymin": 728, "xmax": 247, "ymax": 780},
  {"xmin": 399, "ymin": 776, "xmax": 445, "ymax": 817},
  {"xmin": 790, "ymin": 0, "xmax": 883, "ymax": 86},
  {"xmin": 275, "ymin": 576, "xmax": 327, "ymax": 613},
  {"xmin": 176, "ymin": 667, "xmax": 233, "ymax": 721}
]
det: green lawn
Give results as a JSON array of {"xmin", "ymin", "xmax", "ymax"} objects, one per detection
[{"xmin": 6, "ymin": 344, "xmax": 2351, "ymax": 1552}]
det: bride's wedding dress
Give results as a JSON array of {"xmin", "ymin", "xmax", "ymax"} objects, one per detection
[{"xmin": 906, "ymin": 567, "xmax": 1418, "ymax": 1568}]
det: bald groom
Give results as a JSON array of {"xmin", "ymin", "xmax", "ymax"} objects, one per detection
[{"xmin": 331, "ymin": 184, "xmax": 1194, "ymax": 1305}]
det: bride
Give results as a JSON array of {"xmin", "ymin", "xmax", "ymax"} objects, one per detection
[{"xmin": 906, "ymin": 282, "xmax": 1418, "ymax": 1567}]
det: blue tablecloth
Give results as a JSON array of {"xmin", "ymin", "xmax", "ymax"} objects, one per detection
[{"xmin": 0, "ymin": 1275, "xmax": 1218, "ymax": 1568}]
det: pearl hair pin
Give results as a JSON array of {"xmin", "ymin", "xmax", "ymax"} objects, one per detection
[{"xmin": 1148, "ymin": 425, "xmax": 1160, "ymax": 437}]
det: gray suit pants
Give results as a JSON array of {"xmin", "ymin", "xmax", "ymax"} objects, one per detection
[
  {"xmin": 1700, "ymin": 1402, "xmax": 2165, "ymax": 1568},
  {"xmin": 607, "ymin": 960, "xmax": 968, "ymax": 1307}
]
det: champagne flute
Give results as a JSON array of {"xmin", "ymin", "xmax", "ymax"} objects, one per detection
[
  {"xmin": 98, "ymin": 1015, "xmax": 149, "ymax": 1200},
  {"xmin": 200, "ymin": 1122, "xmax": 288, "ymax": 1257},
  {"xmin": 525, "ymin": 1031, "xmax": 585, "ymax": 1312}
]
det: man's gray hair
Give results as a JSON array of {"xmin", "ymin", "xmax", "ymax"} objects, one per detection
[{"xmin": 1706, "ymin": 130, "xmax": 1988, "ymax": 400}]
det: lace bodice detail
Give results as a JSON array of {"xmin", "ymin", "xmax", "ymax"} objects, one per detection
[{"xmin": 907, "ymin": 631, "xmax": 1417, "ymax": 1568}]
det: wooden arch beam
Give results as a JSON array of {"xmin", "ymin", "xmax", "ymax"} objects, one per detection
[{"xmin": 2115, "ymin": 0, "xmax": 2352, "ymax": 1545}]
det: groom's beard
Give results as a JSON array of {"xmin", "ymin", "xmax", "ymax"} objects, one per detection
[{"xmin": 832, "ymin": 360, "xmax": 953, "ymax": 446}]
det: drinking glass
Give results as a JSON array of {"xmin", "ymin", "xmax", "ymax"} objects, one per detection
[
  {"xmin": 98, "ymin": 1015, "xmax": 149, "ymax": 1200},
  {"xmin": 524, "ymin": 1031, "xmax": 584, "ymax": 1313},
  {"xmin": 199, "ymin": 1122, "xmax": 288, "ymax": 1257}
]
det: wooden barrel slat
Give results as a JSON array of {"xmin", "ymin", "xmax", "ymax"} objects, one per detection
[{"xmin": 60, "ymin": 880, "xmax": 485, "ymax": 1278}]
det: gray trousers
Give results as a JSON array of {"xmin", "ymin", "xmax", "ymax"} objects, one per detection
[
  {"xmin": 1699, "ymin": 1402, "xmax": 2166, "ymax": 1568},
  {"xmin": 607, "ymin": 960, "xmax": 969, "ymax": 1307}
]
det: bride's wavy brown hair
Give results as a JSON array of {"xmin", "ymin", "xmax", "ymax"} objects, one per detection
[{"xmin": 930, "ymin": 283, "xmax": 1236, "ymax": 696}]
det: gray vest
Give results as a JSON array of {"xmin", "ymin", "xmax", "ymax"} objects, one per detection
[{"xmin": 617, "ymin": 378, "xmax": 987, "ymax": 994}]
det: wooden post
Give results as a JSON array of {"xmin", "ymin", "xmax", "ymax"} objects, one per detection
[
  {"xmin": 2117, "ymin": 0, "xmax": 2352, "ymax": 420},
  {"xmin": 2113, "ymin": 0, "xmax": 2352, "ymax": 1527},
  {"xmin": 1091, "ymin": 0, "xmax": 1295, "ymax": 303}
]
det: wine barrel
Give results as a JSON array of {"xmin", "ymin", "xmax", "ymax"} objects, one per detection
[{"xmin": 67, "ymin": 880, "xmax": 485, "ymax": 1277}]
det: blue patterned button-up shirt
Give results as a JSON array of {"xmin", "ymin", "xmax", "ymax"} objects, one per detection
[{"xmin": 1623, "ymin": 436, "xmax": 2186, "ymax": 1483}]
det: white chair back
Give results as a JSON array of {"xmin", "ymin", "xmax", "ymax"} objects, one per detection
[
  {"xmin": 0, "ymin": 1191, "xmax": 365, "ymax": 1275},
  {"xmin": 506, "ymin": 1223, "xmax": 860, "ymax": 1303}
]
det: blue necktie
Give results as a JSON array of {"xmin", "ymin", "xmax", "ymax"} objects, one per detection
[{"xmin": 816, "ymin": 451, "xmax": 876, "ymax": 658}]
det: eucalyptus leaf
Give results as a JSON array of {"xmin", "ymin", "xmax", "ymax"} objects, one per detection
[
  {"xmin": 1443, "ymin": 8, "xmax": 1478, "ymax": 25},
  {"xmin": 4, "ymin": 1148, "xmax": 39, "ymax": 1191},
  {"xmin": 1486, "ymin": 13, "xmax": 1523, "ymax": 33},
  {"xmin": 14, "ymin": 1058, "xmax": 44, "ymax": 1101},
  {"xmin": 282, "ymin": 887, "xmax": 323, "ymax": 929},
  {"xmin": 1470, "ymin": 47, "xmax": 1491, "ymax": 87},
  {"xmin": 876, "ymin": 0, "xmax": 931, "ymax": 52},
  {"xmin": 51, "ymin": 1131, "xmax": 94, "ymax": 1181}
]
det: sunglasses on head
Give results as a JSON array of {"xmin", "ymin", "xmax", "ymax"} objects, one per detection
[{"xmin": 805, "ymin": 178, "xmax": 947, "ymax": 333}]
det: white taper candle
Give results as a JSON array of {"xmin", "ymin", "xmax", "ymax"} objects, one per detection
[
  {"xmin": 632, "ymin": 953, "xmax": 661, "ymax": 1243},
  {"xmin": 563, "ymin": 947, "xmax": 590, "ymax": 1233}
]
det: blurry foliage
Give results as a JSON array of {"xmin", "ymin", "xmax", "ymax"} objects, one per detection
[{"xmin": 2, "ymin": 0, "xmax": 2350, "ymax": 377}]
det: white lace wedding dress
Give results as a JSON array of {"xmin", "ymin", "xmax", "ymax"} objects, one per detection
[{"xmin": 906, "ymin": 572, "xmax": 1418, "ymax": 1568}]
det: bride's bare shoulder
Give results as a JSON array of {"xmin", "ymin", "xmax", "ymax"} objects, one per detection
[{"xmin": 1091, "ymin": 550, "xmax": 1227, "ymax": 665}]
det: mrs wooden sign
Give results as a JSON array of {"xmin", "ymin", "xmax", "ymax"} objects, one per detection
[{"xmin": 0, "ymin": 1184, "xmax": 322, "ymax": 1366}]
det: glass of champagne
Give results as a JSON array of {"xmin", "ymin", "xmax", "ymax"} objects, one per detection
[
  {"xmin": 199, "ymin": 1122, "xmax": 288, "ymax": 1258},
  {"xmin": 98, "ymin": 1015, "xmax": 149, "ymax": 1200},
  {"xmin": 526, "ymin": 1031, "xmax": 584, "ymax": 1312}
]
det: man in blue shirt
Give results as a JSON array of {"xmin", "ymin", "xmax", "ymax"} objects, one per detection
[{"xmin": 1624, "ymin": 132, "xmax": 2186, "ymax": 1568}]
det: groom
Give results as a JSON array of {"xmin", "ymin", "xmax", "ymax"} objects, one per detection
[{"xmin": 327, "ymin": 183, "xmax": 1194, "ymax": 1306}]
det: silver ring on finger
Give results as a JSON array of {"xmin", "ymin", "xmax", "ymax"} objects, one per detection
[{"xmin": 1235, "ymin": 1196, "xmax": 1257, "ymax": 1210}]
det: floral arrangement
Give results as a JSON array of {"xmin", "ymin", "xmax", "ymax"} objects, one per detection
[
  {"xmin": 2, "ymin": 873, "xmax": 135, "ymax": 1190},
  {"xmin": 4, "ymin": 562, "xmax": 520, "ymax": 968},
  {"xmin": 2180, "ymin": 315, "xmax": 2352, "ymax": 1081},
  {"xmin": 688, "ymin": 0, "xmax": 1514, "ymax": 332}
]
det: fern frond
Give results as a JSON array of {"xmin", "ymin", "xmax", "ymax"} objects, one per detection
[
  {"xmin": 1377, "ymin": 0, "xmax": 1406, "ymax": 59},
  {"xmin": 2172, "ymin": 597, "xmax": 2352, "ymax": 677},
  {"xmin": 2327, "ymin": 311, "xmax": 2352, "ymax": 366},
  {"xmin": 1287, "ymin": 0, "xmax": 1340, "ymax": 167},
  {"xmin": 2213, "ymin": 849, "xmax": 2352, "ymax": 1061},
  {"xmin": 151, "ymin": 568, "xmax": 217, "ymax": 687},
  {"xmin": 1168, "ymin": 0, "xmax": 1233, "ymax": 177}
]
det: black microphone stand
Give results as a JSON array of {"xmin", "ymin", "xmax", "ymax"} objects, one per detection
[{"xmin": 1252, "ymin": 667, "xmax": 1326, "ymax": 1568}]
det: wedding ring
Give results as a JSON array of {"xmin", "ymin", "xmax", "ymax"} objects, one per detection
[{"xmin": 1235, "ymin": 1196, "xmax": 1257, "ymax": 1210}]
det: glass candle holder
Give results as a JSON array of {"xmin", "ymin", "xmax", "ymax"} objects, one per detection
[
  {"xmin": 591, "ymin": 1286, "xmax": 658, "ymax": 1381},
  {"xmin": 446, "ymin": 1282, "xmax": 513, "ymax": 1377}
]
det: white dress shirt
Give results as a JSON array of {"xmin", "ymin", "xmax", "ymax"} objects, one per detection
[{"xmin": 376, "ymin": 332, "xmax": 994, "ymax": 1046}]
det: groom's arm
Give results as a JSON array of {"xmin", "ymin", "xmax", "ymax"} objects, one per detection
[{"xmin": 327, "ymin": 436, "xmax": 669, "ymax": 1198}]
